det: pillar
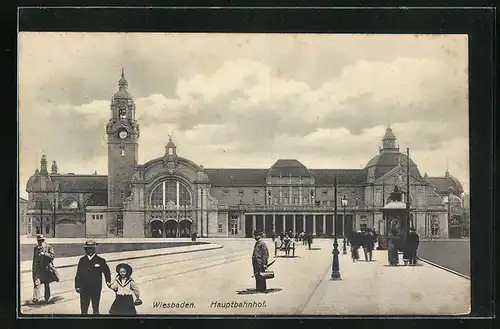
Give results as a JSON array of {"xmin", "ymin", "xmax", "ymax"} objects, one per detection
[
  {"xmin": 322, "ymin": 214, "xmax": 326, "ymax": 234},
  {"xmin": 176, "ymin": 181, "xmax": 180, "ymax": 209},
  {"xmin": 282, "ymin": 215, "xmax": 285, "ymax": 233},
  {"xmin": 302, "ymin": 214, "xmax": 306, "ymax": 232},
  {"xmin": 293, "ymin": 214, "xmax": 296, "ymax": 234},
  {"xmin": 252, "ymin": 214, "xmax": 256, "ymax": 232},
  {"xmin": 313, "ymin": 214, "xmax": 316, "ymax": 235},
  {"xmin": 273, "ymin": 214, "xmax": 276, "ymax": 232},
  {"xmin": 239, "ymin": 211, "xmax": 243, "ymax": 236},
  {"xmin": 263, "ymin": 214, "xmax": 266, "ymax": 232}
]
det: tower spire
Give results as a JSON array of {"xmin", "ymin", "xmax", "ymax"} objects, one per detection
[
  {"xmin": 40, "ymin": 154, "xmax": 48, "ymax": 174},
  {"xmin": 445, "ymin": 157, "xmax": 450, "ymax": 176},
  {"xmin": 118, "ymin": 67, "xmax": 128, "ymax": 89}
]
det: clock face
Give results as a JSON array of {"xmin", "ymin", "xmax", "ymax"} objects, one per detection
[{"xmin": 119, "ymin": 130, "xmax": 128, "ymax": 139}]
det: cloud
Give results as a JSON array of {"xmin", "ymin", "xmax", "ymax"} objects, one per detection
[{"xmin": 18, "ymin": 33, "xmax": 469, "ymax": 197}]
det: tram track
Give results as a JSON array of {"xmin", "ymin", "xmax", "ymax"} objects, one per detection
[
  {"xmin": 20, "ymin": 249, "xmax": 249, "ymax": 305},
  {"xmin": 20, "ymin": 248, "xmax": 240, "ymax": 288}
]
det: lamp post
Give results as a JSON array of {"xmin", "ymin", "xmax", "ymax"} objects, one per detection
[
  {"xmin": 200, "ymin": 188, "xmax": 204, "ymax": 238},
  {"xmin": 354, "ymin": 197, "xmax": 359, "ymax": 243},
  {"xmin": 37, "ymin": 200, "xmax": 44, "ymax": 235},
  {"xmin": 406, "ymin": 147, "xmax": 411, "ymax": 232},
  {"xmin": 331, "ymin": 177, "xmax": 341, "ymax": 280},
  {"xmin": 52, "ymin": 195, "xmax": 56, "ymax": 237},
  {"xmin": 341, "ymin": 195, "xmax": 348, "ymax": 255}
]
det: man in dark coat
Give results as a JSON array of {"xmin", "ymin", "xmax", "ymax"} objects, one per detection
[
  {"xmin": 252, "ymin": 231, "xmax": 269, "ymax": 293},
  {"xmin": 32, "ymin": 234, "xmax": 59, "ymax": 303},
  {"xmin": 363, "ymin": 230, "xmax": 376, "ymax": 261},
  {"xmin": 306, "ymin": 233, "xmax": 313, "ymax": 250},
  {"xmin": 405, "ymin": 228, "xmax": 420, "ymax": 265},
  {"xmin": 75, "ymin": 240, "xmax": 112, "ymax": 315}
]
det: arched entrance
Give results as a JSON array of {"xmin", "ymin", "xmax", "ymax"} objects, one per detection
[
  {"xmin": 179, "ymin": 219, "xmax": 192, "ymax": 237},
  {"xmin": 150, "ymin": 219, "xmax": 163, "ymax": 238},
  {"xmin": 164, "ymin": 219, "xmax": 178, "ymax": 237},
  {"xmin": 448, "ymin": 215, "xmax": 463, "ymax": 238}
]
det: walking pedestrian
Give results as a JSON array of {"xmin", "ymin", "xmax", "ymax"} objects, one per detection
[
  {"xmin": 405, "ymin": 227, "xmax": 420, "ymax": 266},
  {"xmin": 363, "ymin": 230, "xmax": 376, "ymax": 261},
  {"xmin": 74, "ymin": 240, "xmax": 112, "ymax": 315},
  {"xmin": 252, "ymin": 231, "xmax": 269, "ymax": 293},
  {"xmin": 306, "ymin": 233, "xmax": 313, "ymax": 250},
  {"xmin": 350, "ymin": 230, "xmax": 361, "ymax": 262},
  {"xmin": 109, "ymin": 263, "xmax": 142, "ymax": 315},
  {"xmin": 387, "ymin": 228, "xmax": 400, "ymax": 266},
  {"xmin": 31, "ymin": 234, "xmax": 59, "ymax": 304}
]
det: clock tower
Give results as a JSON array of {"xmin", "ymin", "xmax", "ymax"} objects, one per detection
[{"xmin": 106, "ymin": 68, "xmax": 140, "ymax": 210}]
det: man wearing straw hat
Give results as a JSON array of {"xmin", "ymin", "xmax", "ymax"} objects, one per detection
[
  {"xmin": 74, "ymin": 240, "xmax": 111, "ymax": 315},
  {"xmin": 32, "ymin": 234, "xmax": 59, "ymax": 304}
]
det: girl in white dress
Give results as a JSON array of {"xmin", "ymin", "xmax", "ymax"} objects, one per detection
[{"xmin": 109, "ymin": 263, "xmax": 141, "ymax": 315}]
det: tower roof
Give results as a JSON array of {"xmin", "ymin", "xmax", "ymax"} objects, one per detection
[
  {"xmin": 382, "ymin": 127, "xmax": 396, "ymax": 140},
  {"xmin": 113, "ymin": 68, "xmax": 132, "ymax": 99}
]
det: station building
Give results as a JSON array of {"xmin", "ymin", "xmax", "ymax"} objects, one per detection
[{"xmin": 24, "ymin": 71, "xmax": 466, "ymax": 239}]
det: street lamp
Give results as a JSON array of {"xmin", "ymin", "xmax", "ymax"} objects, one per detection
[
  {"xmin": 35, "ymin": 199, "xmax": 49, "ymax": 236},
  {"xmin": 52, "ymin": 195, "xmax": 57, "ymax": 237},
  {"xmin": 331, "ymin": 177, "xmax": 341, "ymax": 280},
  {"xmin": 341, "ymin": 195, "xmax": 348, "ymax": 255}
]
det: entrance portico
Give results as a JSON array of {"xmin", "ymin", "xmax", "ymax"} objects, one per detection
[{"xmin": 243, "ymin": 212, "xmax": 357, "ymax": 238}]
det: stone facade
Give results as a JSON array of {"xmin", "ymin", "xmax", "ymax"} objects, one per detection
[{"xmin": 24, "ymin": 72, "xmax": 465, "ymax": 239}]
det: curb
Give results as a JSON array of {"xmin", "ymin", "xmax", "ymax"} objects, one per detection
[
  {"xmin": 417, "ymin": 257, "xmax": 470, "ymax": 280},
  {"xmin": 20, "ymin": 244, "xmax": 223, "ymax": 274}
]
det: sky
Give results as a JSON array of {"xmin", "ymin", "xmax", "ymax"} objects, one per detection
[{"xmin": 18, "ymin": 33, "xmax": 469, "ymax": 198}]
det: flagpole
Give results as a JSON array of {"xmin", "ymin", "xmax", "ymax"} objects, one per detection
[{"xmin": 406, "ymin": 147, "xmax": 411, "ymax": 231}]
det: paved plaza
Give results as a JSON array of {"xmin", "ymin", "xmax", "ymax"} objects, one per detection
[{"xmin": 19, "ymin": 239, "xmax": 470, "ymax": 316}]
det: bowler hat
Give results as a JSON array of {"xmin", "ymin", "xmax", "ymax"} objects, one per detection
[
  {"xmin": 253, "ymin": 230, "xmax": 262, "ymax": 236},
  {"xmin": 36, "ymin": 234, "xmax": 45, "ymax": 240},
  {"xmin": 83, "ymin": 240, "xmax": 98, "ymax": 248},
  {"xmin": 116, "ymin": 263, "xmax": 133, "ymax": 276}
]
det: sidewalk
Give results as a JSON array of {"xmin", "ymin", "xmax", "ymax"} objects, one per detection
[
  {"xmin": 20, "ymin": 243, "xmax": 223, "ymax": 273},
  {"xmin": 302, "ymin": 247, "xmax": 471, "ymax": 316}
]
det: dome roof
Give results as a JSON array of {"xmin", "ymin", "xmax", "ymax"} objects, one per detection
[
  {"xmin": 365, "ymin": 152, "xmax": 422, "ymax": 179},
  {"xmin": 425, "ymin": 173, "xmax": 464, "ymax": 195},
  {"xmin": 268, "ymin": 159, "xmax": 311, "ymax": 177},
  {"xmin": 113, "ymin": 89, "xmax": 132, "ymax": 99}
]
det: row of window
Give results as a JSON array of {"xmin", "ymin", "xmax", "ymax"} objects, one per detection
[
  {"xmin": 91, "ymin": 214, "xmax": 104, "ymax": 220},
  {"xmin": 223, "ymin": 189, "xmax": 359, "ymax": 198}
]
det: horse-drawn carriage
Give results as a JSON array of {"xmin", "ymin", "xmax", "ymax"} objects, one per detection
[{"xmin": 274, "ymin": 237, "xmax": 295, "ymax": 257}]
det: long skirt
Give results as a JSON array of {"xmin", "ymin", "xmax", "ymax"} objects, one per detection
[
  {"xmin": 388, "ymin": 243, "xmax": 399, "ymax": 265},
  {"xmin": 109, "ymin": 295, "xmax": 136, "ymax": 315}
]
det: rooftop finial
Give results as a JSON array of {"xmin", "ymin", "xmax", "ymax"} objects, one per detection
[
  {"xmin": 121, "ymin": 66, "xmax": 125, "ymax": 78},
  {"xmin": 445, "ymin": 157, "xmax": 450, "ymax": 176}
]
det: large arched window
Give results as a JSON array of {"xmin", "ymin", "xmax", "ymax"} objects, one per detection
[
  {"xmin": 62, "ymin": 198, "xmax": 79, "ymax": 209},
  {"xmin": 149, "ymin": 179, "xmax": 192, "ymax": 208}
]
